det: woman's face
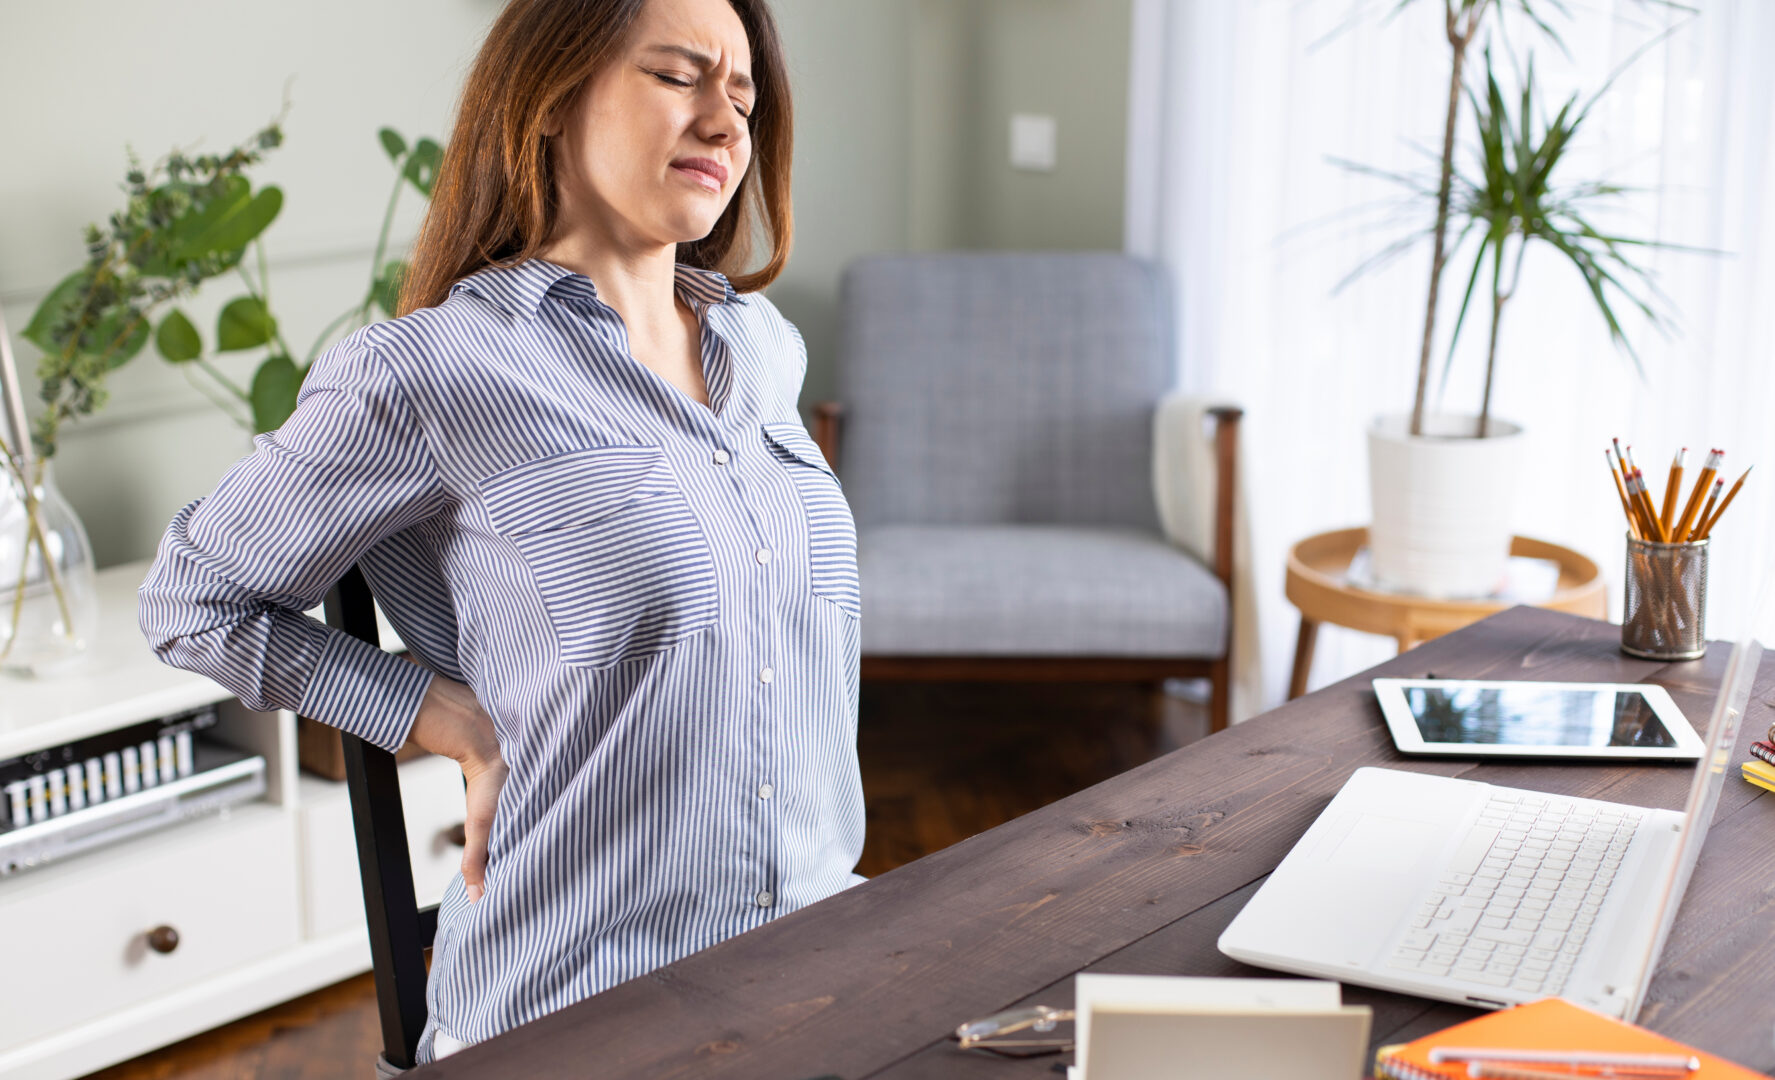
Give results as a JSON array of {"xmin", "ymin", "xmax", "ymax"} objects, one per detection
[{"xmin": 547, "ymin": 0, "xmax": 755, "ymax": 252}]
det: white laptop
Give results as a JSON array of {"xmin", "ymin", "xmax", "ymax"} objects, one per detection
[{"xmin": 1218, "ymin": 630, "xmax": 1762, "ymax": 1019}]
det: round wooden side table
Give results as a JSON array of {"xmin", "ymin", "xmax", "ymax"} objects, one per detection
[{"xmin": 1286, "ymin": 527, "xmax": 1607, "ymax": 699}]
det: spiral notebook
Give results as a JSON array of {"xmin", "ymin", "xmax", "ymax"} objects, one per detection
[{"xmin": 1375, "ymin": 998, "xmax": 1761, "ymax": 1079}]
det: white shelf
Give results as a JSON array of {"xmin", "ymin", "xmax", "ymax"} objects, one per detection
[
  {"xmin": 0, "ymin": 560, "xmax": 406, "ymax": 760},
  {"xmin": 0, "ymin": 563, "xmax": 235, "ymax": 759},
  {"xmin": 0, "ymin": 557, "xmax": 456, "ymax": 1080}
]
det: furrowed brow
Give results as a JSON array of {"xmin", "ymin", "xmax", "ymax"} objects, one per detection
[{"xmin": 645, "ymin": 43, "xmax": 755, "ymax": 94}]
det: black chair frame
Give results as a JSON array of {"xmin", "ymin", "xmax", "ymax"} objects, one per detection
[{"xmin": 322, "ymin": 566, "xmax": 441, "ymax": 1073}]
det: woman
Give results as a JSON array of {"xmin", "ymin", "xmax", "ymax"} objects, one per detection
[{"xmin": 138, "ymin": 0, "xmax": 864, "ymax": 1062}]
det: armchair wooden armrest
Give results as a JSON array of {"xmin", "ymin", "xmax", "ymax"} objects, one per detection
[
  {"xmin": 1206, "ymin": 405, "xmax": 1242, "ymax": 592},
  {"xmin": 813, "ymin": 400, "xmax": 845, "ymax": 474}
]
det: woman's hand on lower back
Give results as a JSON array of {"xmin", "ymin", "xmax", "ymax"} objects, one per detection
[{"xmin": 407, "ymin": 675, "xmax": 507, "ymax": 903}]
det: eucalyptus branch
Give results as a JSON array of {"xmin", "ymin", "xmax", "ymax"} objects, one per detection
[
  {"xmin": 232, "ymin": 260, "xmax": 297, "ymax": 363},
  {"xmin": 361, "ymin": 162, "xmax": 407, "ymax": 325},
  {"xmin": 304, "ymin": 307, "xmax": 365, "ymax": 367},
  {"xmin": 0, "ymin": 430, "xmax": 24, "ymax": 487},
  {"xmin": 195, "ymin": 357, "xmax": 252, "ymax": 402},
  {"xmin": 181, "ymin": 366, "xmax": 253, "ymax": 427}
]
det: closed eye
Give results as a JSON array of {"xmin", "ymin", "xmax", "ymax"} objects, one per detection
[{"xmin": 650, "ymin": 70, "xmax": 752, "ymax": 120}]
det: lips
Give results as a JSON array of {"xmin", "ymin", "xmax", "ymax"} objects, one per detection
[{"xmin": 671, "ymin": 157, "xmax": 728, "ymax": 191}]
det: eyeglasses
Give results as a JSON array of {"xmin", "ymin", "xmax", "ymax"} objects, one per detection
[{"xmin": 954, "ymin": 1005, "xmax": 1076, "ymax": 1057}]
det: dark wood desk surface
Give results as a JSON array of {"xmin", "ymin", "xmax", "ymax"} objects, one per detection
[{"xmin": 418, "ymin": 608, "xmax": 1775, "ymax": 1078}]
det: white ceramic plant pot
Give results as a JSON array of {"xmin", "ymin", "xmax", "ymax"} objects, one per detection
[{"xmin": 1367, "ymin": 412, "xmax": 1524, "ymax": 599}]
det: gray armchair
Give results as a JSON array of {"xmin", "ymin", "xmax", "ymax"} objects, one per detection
[{"xmin": 813, "ymin": 252, "xmax": 1240, "ymax": 732}]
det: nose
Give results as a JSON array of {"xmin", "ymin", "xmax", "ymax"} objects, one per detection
[{"xmin": 693, "ymin": 87, "xmax": 747, "ymax": 147}]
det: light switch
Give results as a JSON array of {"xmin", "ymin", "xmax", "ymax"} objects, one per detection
[{"xmin": 1009, "ymin": 113, "xmax": 1057, "ymax": 171}]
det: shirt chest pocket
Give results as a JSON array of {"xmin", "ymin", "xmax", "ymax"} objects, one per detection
[
  {"xmin": 761, "ymin": 422, "xmax": 861, "ymax": 620},
  {"xmin": 478, "ymin": 445, "xmax": 719, "ymax": 668}
]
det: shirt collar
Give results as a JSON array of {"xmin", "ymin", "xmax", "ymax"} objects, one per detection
[{"xmin": 451, "ymin": 257, "xmax": 748, "ymax": 321}]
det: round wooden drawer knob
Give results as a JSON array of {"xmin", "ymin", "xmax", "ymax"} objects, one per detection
[
  {"xmin": 146, "ymin": 925, "xmax": 180, "ymax": 954},
  {"xmin": 443, "ymin": 823, "xmax": 467, "ymax": 848}
]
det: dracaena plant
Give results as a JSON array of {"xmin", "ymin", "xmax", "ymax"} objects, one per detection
[
  {"xmin": 1339, "ymin": 0, "xmax": 1690, "ymax": 437},
  {"xmin": 1335, "ymin": 2, "xmax": 1695, "ymax": 436},
  {"xmin": 1441, "ymin": 52, "xmax": 1686, "ymax": 436}
]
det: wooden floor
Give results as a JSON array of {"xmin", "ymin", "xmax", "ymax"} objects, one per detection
[{"xmin": 82, "ymin": 681, "xmax": 1209, "ymax": 1079}]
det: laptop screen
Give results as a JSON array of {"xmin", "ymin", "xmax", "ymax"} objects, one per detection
[{"xmin": 1624, "ymin": 595, "xmax": 1769, "ymax": 1016}]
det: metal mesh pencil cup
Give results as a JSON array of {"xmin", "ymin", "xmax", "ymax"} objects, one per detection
[{"xmin": 1620, "ymin": 536, "xmax": 1708, "ymax": 661}]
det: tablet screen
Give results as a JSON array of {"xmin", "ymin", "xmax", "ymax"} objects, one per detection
[{"xmin": 1403, "ymin": 684, "xmax": 1678, "ymax": 749}]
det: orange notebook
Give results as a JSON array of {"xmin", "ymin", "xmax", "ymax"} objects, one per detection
[{"xmin": 1375, "ymin": 998, "xmax": 1761, "ymax": 1079}]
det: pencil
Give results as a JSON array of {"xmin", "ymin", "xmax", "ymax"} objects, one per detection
[
  {"xmin": 1630, "ymin": 469, "xmax": 1663, "ymax": 541},
  {"xmin": 1611, "ymin": 439, "xmax": 1633, "ymax": 511},
  {"xmin": 1660, "ymin": 448, "xmax": 1685, "ymax": 535},
  {"xmin": 1629, "ymin": 463, "xmax": 1667, "ymax": 541},
  {"xmin": 1673, "ymin": 448, "xmax": 1723, "ymax": 541},
  {"xmin": 1608, "ymin": 450, "xmax": 1642, "ymax": 539},
  {"xmin": 1694, "ymin": 464, "xmax": 1752, "ymax": 541},
  {"xmin": 1614, "ymin": 443, "xmax": 1661, "ymax": 540},
  {"xmin": 1623, "ymin": 447, "xmax": 1662, "ymax": 541},
  {"xmin": 1692, "ymin": 479, "xmax": 1722, "ymax": 542}
]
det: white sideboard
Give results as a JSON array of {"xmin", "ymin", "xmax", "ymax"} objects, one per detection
[{"xmin": 0, "ymin": 560, "xmax": 465, "ymax": 1080}]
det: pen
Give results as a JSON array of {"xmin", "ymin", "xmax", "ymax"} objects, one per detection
[
  {"xmin": 1428, "ymin": 1046, "xmax": 1700, "ymax": 1071},
  {"xmin": 1465, "ymin": 1066, "xmax": 1689, "ymax": 1080}
]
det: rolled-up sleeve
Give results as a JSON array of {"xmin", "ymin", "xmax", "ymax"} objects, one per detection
[{"xmin": 138, "ymin": 333, "xmax": 449, "ymax": 753}]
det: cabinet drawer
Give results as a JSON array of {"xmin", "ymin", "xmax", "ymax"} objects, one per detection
[
  {"xmin": 299, "ymin": 754, "xmax": 466, "ymax": 940},
  {"xmin": 0, "ymin": 804, "xmax": 298, "ymax": 1047}
]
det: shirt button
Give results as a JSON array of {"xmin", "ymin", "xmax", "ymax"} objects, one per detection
[
  {"xmin": 712, "ymin": 449, "xmax": 730, "ymax": 465},
  {"xmin": 756, "ymin": 890, "xmax": 775, "ymax": 908},
  {"xmin": 758, "ymin": 783, "xmax": 774, "ymax": 800},
  {"xmin": 759, "ymin": 667, "xmax": 774, "ymax": 684},
  {"xmin": 755, "ymin": 547, "xmax": 772, "ymax": 565}
]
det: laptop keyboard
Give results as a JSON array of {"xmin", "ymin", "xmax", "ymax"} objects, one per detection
[{"xmin": 1386, "ymin": 790, "xmax": 1641, "ymax": 996}]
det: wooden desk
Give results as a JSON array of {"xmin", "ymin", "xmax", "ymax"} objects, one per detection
[{"xmin": 417, "ymin": 608, "xmax": 1775, "ymax": 1078}]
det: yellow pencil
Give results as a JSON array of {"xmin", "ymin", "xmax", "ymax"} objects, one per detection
[
  {"xmin": 1694, "ymin": 465, "xmax": 1752, "ymax": 541},
  {"xmin": 1691, "ymin": 478, "xmax": 1722, "ymax": 542},
  {"xmin": 1623, "ymin": 447, "xmax": 1666, "ymax": 541},
  {"xmin": 1630, "ymin": 469, "xmax": 1663, "ymax": 541},
  {"xmin": 1607, "ymin": 450, "xmax": 1642, "ymax": 539},
  {"xmin": 1660, "ymin": 448, "xmax": 1685, "ymax": 535},
  {"xmin": 1673, "ymin": 448, "xmax": 1723, "ymax": 542}
]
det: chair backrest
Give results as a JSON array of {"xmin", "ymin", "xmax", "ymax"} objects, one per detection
[
  {"xmin": 322, "ymin": 566, "xmax": 437, "ymax": 1072},
  {"xmin": 836, "ymin": 252, "xmax": 1173, "ymax": 531}
]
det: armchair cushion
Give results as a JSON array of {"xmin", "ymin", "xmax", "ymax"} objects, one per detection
[
  {"xmin": 837, "ymin": 253, "xmax": 1171, "ymax": 530},
  {"xmin": 859, "ymin": 524, "xmax": 1227, "ymax": 658}
]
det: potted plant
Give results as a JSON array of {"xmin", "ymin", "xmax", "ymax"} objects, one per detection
[
  {"xmin": 2, "ymin": 117, "xmax": 439, "ymax": 673},
  {"xmin": 1348, "ymin": 16, "xmax": 1684, "ymax": 597}
]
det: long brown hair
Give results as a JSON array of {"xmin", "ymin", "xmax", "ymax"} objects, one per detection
[{"xmin": 398, "ymin": 0, "xmax": 793, "ymax": 315}]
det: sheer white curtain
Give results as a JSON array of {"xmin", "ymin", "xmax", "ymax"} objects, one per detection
[{"xmin": 1128, "ymin": 0, "xmax": 1775, "ymax": 713}]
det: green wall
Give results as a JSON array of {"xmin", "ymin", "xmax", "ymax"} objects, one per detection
[{"xmin": 0, "ymin": 0, "xmax": 1131, "ymax": 567}]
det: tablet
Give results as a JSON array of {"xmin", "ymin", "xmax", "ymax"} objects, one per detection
[{"xmin": 1371, "ymin": 678, "xmax": 1703, "ymax": 760}]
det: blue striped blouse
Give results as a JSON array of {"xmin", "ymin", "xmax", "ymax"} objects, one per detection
[{"xmin": 137, "ymin": 257, "xmax": 866, "ymax": 1061}]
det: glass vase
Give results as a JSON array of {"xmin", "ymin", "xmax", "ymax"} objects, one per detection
[{"xmin": 0, "ymin": 460, "xmax": 100, "ymax": 676}]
